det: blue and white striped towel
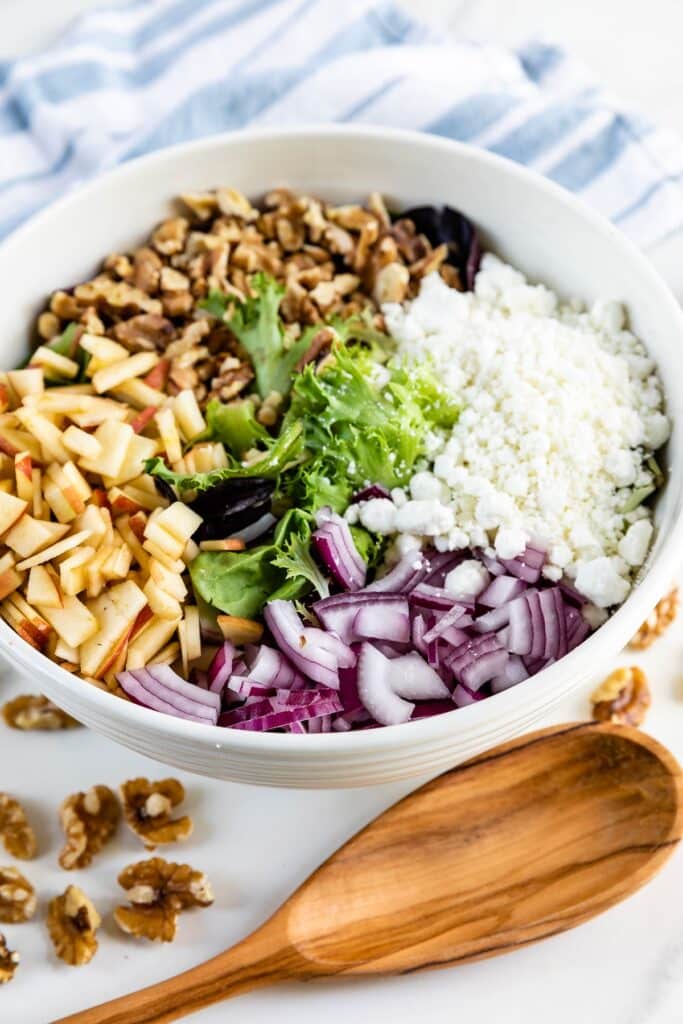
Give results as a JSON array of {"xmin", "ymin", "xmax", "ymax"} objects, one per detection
[{"xmin": 1, "ymin": 0, "xmax": 682, "ymax": 248}]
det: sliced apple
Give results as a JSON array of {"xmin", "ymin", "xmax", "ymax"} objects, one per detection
[
  {"xmin": 29, "ymin": 346, "xmax": 79, "ymax": 380},
  {"xmin": 101, "ymin": 544, "xmax": 132, "ymax": 582},
  {"xmin": 27, "ymin": 564, "xmax": 63, "ymax": 608},
  {"xmin": 184, "ymin": 605, "xmax": 201, "ymax": 661},
  {"xmin": 78, "ymin": 420, "xmax": 134, "ymax": 479},
  {"xmin": 129, "ymin": 405, "xmax": 158, "ymax": 434},
  {"xmin": 149, "ymin": 640, "xmax": 180, "ymax": 667},
  {"xmin": 217, "ymin": 614, "xmax": 264, "ymax": 645},
  {"xmin": 31, "ymin": 468, "xmax": 44, "ymax": 519},
  {"xmin": 143, "ymin": 518, "xmax": 186, "ymax": 560},
  {"xmin": 183, "ymin": 538, "xmax": 200, "ymax": 564},
  {"xmin": 7, "ymin": 368, "xmax": 44, "ymax": 399},
  {"xmin": 108, "ymin": 487, "xmax": 142, "ymax": 516},
  {"xmin": 199, "ymin": 538, "xmax": 245, "ymax": 552},
  {"xmin": 43, "ymin": 479, "xmax": 82, "ymax": 523},
  {"xmin": 126, "ymin": 614, "xmax": 180, "ymax": 671},
  {"xmin": 90, "ymin": 489, "xmax": 110, "ymax": 509},
  {"xmin": 0, "ymin": 383, "xmax": 10, "ymax": 414},
  {"xmin": 80, "ymin": 580, "xmax": 148, "ymax": 677},
  {"xmin": 15, "ymin": 408, "xmax": 69, "ymax": 463},
  {"xmin": 154, "ymin": 407, "xmax": 182, "ymax": 464},
  {"xmin": 54, "ymin": 636, "xmax": 79, "ymax": 663},
  {"xmin": 101, "ymin": 433, "xmax": 158, "ymax": 489},
  {"xmin": 0, "ymin": 427, "xmax": 42, "ymax": 462},
  {"xmin": 120, "ymin": 483, "xmax": 167, "ymax": 512},
  {"xmin": 68, "ymin": 397, "xmax": 129, "ymax": 429},
  {"xmin": 0, "ymin": 490, "xmax": 28, "ymax": 536},
  {"xmin": 155, "ymin": 502, "xmax": 202, "ymax": 545},
  {"xmin": 142, "ymin": 358, "xmax": 170, "ymax": 391},
  {"xmin": 62, "ymin": 425, "xmax": 102, "ymax": 461},
  {"xmin": 143, "ymin": 577, "xmax": 182, "ymax": 620},
  {"xmin": 16, "ymin": 528, "xmax": 92, "ymax": 572},
  {"xmin": 128, "ymin": 510, "xmax": 148, "ymax": 541},
  {"xmin": 72, "ymin": 505, "xmax": 109, "ymax": 548},
  {"xmin": 14, "ymin": 452, "xmax": 33, "ymax": 503},
  {"xmin": 80, "ymin": 333, "xmax": 128, "ymax": 367},
  {"xmin": 37, "ymin": 594, "xmax": 98, "ymax": 649},
  {"xmin": 59, "ymin": 545, "xmax": 96, "ymax": 596},
  {"xmin": 172, "ymin": 389, "xmax": 206, "ymax": 441},
  {"xmin": 92, "ymin": 352, "xmax": 159, "ymax": 395},
  {"xmin": 112, "ymin": 379, "xmax": 165, "ymax": 410},
  {"xmin": 0, "ymin": 551, "xmax": 24, "ymax": 601},
  {"xmin": 114, "ymin": 517, "xmax": 149, "ymax": 572},
  {"xmin": 4, "ymin": 515, "xmax": 69, "ymax": 558},
  {"xmin": 148, "ymin": 558, "xmax": 187, "ymax": 601}
]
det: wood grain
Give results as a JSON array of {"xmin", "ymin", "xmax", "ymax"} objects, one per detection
[{"xmin": 55, "ymin": 722, "xmax": 682, "ymax": 1024}]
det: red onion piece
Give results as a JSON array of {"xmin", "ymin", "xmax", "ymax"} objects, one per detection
[
  {"xmin": 353, "ymin": 604, "xmax": 411, "ymax": 644},
  {"xmin": 207, "ymin": 641, "xmax": 234, "ymax": 694},
  {"xmin": 264, "ymin": 600, "xmax": 340, "ymax": 689},
  {"xmin": 357, "ymin": 643, "xmax": 415, "ymax": 726},
  {"xmin": 313, "ymin": 508, "xmax": 366, "ymax": 591}
]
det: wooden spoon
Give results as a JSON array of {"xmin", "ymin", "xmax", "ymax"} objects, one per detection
[{"xmin": 56, "ymin": 721, "xmax": 682, "ymax": 1024}]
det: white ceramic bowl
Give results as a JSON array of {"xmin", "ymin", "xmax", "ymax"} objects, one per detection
[{"xmin": 1, "ymin": 126, "xmax": 682, "ymax": 787}]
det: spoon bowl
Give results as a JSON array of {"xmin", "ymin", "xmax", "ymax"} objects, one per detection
[{"xmin": 56, "ymin": 721, "xmax": 682, "ymax": 1024}]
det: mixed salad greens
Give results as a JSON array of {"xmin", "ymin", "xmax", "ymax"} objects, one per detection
[{"xmin": 146, "ymin": 274, "xmax": 460, "ymax": 620}]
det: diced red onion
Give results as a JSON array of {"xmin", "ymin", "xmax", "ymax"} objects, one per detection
[
  {"xmin": 490, "ymin": 655, "xmax": 529, "ymax": 693},
  {"xmin": 386, "ymin": 651, "xmax": 450, "ymax": 700},
  {"xmin": 353, "ymin": 604, "xmax": 411, "ymax": 644},
  {"xmin": 422, "ymin": 604, "xmax": 467, "ymax": 644},
  {"xmin": 473, "ymin": 604, "xmax": 511, "ymax": 634},
  {"xmin": 228, "ymin": 700, "xmax": 343, "ymax": 731},
  {"xmin": 501, "ymin": 544, "xmax": 546, "ymax": 583},
  {"xmin": 479, "ymin": 574, "xmax": 526, "ymax": 608},
  {"xmin": 207, "ymin": 641, "xmax": 234, "ymax": 694},
  {"xmin": 118, "ymin": 667, "xmax": 219, "ymax": 725},
  {"xmin": 453, "ymin": 683, "xmax": 486, "ymax": 707},
  {"xmin": 313, "ymin": 508, "xmax": 367, "ymax": 592},
  {"xmin": 460, "ymin": 648, "xmax": 508, "ymax": 691},
  {"xmin": 229, "ymin": 512, "xmax": 277, "ymax": 544},
  {"xmin": 352, "ymin": 484, "xmax": 391, "ymax": 502},
  {"xmin": 314, "ymin": 592, "xmax": 408, "ymax": 644},
  {"xmin": 264, "ymin": 600, "xmax": 340, "ymax": 689},
  {"xmin": 364, "ymin": 553, "xmax": 428, "ymax": 593},
  {"xmin": 357, "ymin": 643, "xmax": 414, "ymax": 726}
]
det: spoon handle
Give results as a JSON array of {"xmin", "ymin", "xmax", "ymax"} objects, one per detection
[{"xmin": 52, "ymin": 919, "xmax": 306, "ymax": 1024}]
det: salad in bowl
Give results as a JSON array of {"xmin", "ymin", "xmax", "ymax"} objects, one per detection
[{"xmin": 0, "ymin": 182, "xmax": 669, "ymax": 737}]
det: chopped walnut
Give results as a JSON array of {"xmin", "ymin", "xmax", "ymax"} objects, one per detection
[
  {"xmin": 2, "ymin": 694, "xmax": 80, "ymax": 731},
  {"xmin": 112, "ymin": 312, "xmax": 176, "ymax": 352},
  {"xmin": 121, "ymin": 778, "xmax": 192, "ymax": 849},
  {"xmin": 74, "ymin": 276, "xmax": 162, "ymax": 316},
  {"xmin": 373, "ymin": 262, "xmax": 410, "ymax": 304},
  {"xmin": 114, "ymin": 857, "xmax": 213, "ymax": 943},
  {"xmin": 256, "ymin": 390, "xmax": 284, "ymax": 427},
  {"xmin": 630, "ymin": 588, "xmax": 679, "ymax": 650},
  {"xmin": 37, "ymin": 311, "xmax": 61, "ymax": 340},
  {"xmin": 0, "ymin": 933, "xmax": 19, "ymax": 984},
  {"xmin": 47, "ymin": 885, "xmax": 101, "ymax": 966},
  {"xmin": 152, "ymin": 217, "xmax": 189, "ymax": 256},
  {"xmin": 0, "ymin": 867, "xmax": 37, "ymax": 923},
  {"xmin": 0, "ymin": 794, "xmax": 37, "ymax": 860},
  {"xmin": 590, "ymin": 666, "xmax": 651, "ymax": 727},
  {"xmin": 133, "ymin": 246, "xmax": 163, "ymax": 294},
  {"xmin": 58, "ymin": 785, "xmax": 120, "ymax": 870}
]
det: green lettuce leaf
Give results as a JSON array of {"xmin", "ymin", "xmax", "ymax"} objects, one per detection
[
  {"xmin": 226, "ymin": 273, "xmax": 312, "ymax": 398},
  {"xmin": 194, "ymin": 398, "xmax": 270, "ymax": 457},
  {"xmin": 145, "ymin": 419, "xmax": 304, "ymax": 493}
]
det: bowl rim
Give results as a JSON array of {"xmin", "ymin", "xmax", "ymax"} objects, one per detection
[{"xmin": 3, "ymin": 122, "xmax": 683, "ymax": 755}]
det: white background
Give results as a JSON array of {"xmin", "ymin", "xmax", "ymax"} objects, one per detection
[{"xmin": 1, "ymin": 2, "xmax": 683, "ymax": 1023}]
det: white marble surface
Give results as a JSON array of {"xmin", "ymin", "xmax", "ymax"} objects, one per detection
[{"xmin": 1, "ymin": 1, "xmax": 683, "ymax": 1022}]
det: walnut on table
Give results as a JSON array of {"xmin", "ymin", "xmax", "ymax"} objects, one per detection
[
  {"xmin": 0, "ymin": 794, "xmax": 37, "ymax": 860},
  {"xmin": 114, "ymin": 857, "xmax": 213, "ymax": 943},
  {"xmin": 2, "ymin": 694, "xmax": 80, "ymax": 731},
  {"xmin": 120, "ymin": 778, "xmax": 193, "ymax": 850},
  {"xmin": 47, "ymin": 885, "xmax": 101, "ymax": 966},
  {"xmin": 58, "ymin": 785, "xmax": 120, "ymax": 870},
  {"xmin": 0, "ymin": 866, "xmax": 37, "ymax": 923},
  {"xmin": 0, "ymin": 932, "xmax": 19, "ymax": 984},
  {"xmin": 629, "ymin": 587, "xmax": 678, "ymax": 650},
  {"xmin": 590, "ymin": 666, "xmax": 651, "ymax": 727}
]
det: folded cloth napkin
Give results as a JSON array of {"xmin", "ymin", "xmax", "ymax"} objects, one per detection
[{"xmin": 1, "ymin": 0, "xmax": 682, "ymax": 247}]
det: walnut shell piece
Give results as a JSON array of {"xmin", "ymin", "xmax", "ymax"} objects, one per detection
[
  {"xmin": 120, "ymin": 778, "xmax": 193, "ymax": 850},
  {"xmin": 2, "ymin": 694, "xmax": 80, "ymax": 731},
  {"xmin": 58, "ymin": 785, "xmax": 120, "ymax": 870},
  {"xmin": 47, "ymin": 885, "xmax": 101, "ymax": 966},
  {"xmin": 0, "ymin": 794, "xmax": 37, "ymax": 860},
  {"xmin": 0, "ymin": 867, "xmax": 37, "ymax": 923},
  {"xmin": 590, "ymin": 666, "xmax": 651, "ymax": 727},
  {"xmin": 114, "ymin": 857, "xmax": 213, "ymax": 943},
  {"xmin": 630, "ymin": 588, "xmax": 678, "ymax": 650},
  {"xmin": 0, "ymin": 932, "xmax": 19, "ymax": 984}
]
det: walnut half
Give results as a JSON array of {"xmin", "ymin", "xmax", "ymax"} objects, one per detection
[
  {"xmin": 630, "ymin": 588, "xmax": 678, "ymax": 650},
  {"xmin": 0, "ymin": 867, "xmax": 36, "ymax": 923},
  {"xmin": 590, "ymin": 666, "xmax": 651, "ymax": 727},
  {"xmin": 121, "ymin": 778, "xmax": 193, "ymax": 850},
  {"xmin": 0, "ymin": 932, "xmax": 19, "ymax": 984},
  {"xmin": 0, "ymin": 794, "xmax": 37, "ymax": 860},
  {"xmin": 2, "ymin": 694, "xmax": 80, "ymax": 731},
  {"xmin": 47, "ymin": 885, "xmax": 101, "ymax": 966},
  {"xmin": 114, "ymin": 857, "xmax": 213, "ymax": 943},
  {"xmin": 58, "ymin": 785, "xmax": 120, "ymax": 870}
]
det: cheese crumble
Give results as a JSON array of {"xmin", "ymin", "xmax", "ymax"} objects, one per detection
[{"xmin": 360, "ymin": 256, "xmax": 669, "ymax": 608}]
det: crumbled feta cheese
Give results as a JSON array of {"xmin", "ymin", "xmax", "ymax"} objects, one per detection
[
  {"xmin": 394, "ymin": 500, "xmax": 455, "ymax": 536},
  {"xmin": 618, "ymin": 520, "xmax": 653, "ymax": 567},
  {"xmin": 575, "ymin": 557, "xmax": 630, "ymax": 608},
  {"xmin": 444, "ymin": 560, "xmax": 490, "ymax": 597},
  {"xmin": 357, "ymin": 498, "xmax": 397, "ymax": 535},
  {"xmin": 379, "ymin": 258, "xmax": 668, "ymax": 605},
  {"xmin": 409, "ymin": 471, "xmax": 443, "ymax": 501}
]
